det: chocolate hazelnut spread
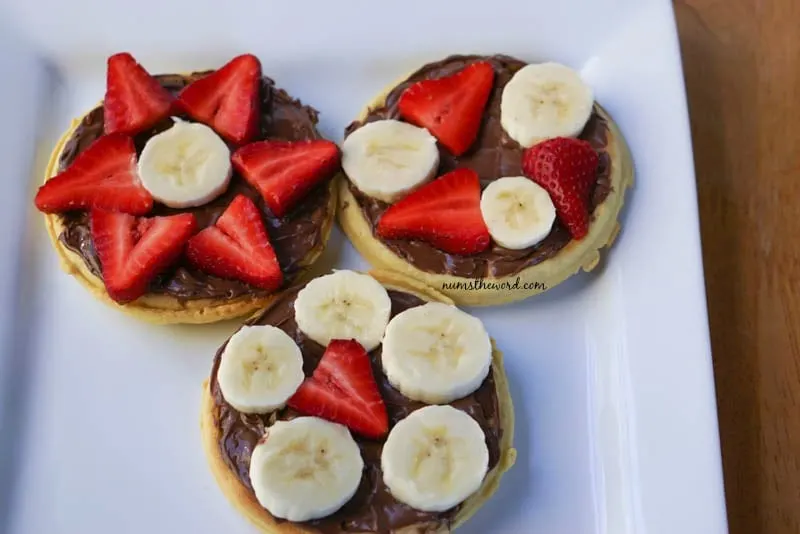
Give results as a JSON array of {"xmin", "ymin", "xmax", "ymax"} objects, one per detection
[
  {"xmin": 209, "ymin": 284, "xmax": 502, "ymax": 533},
  {"xmin": 57, "ymin": 73, "xmax": 334, "ymax": 300},
  {"xmin": 345, "ymin": 55, "xmax": 612, "ymax": 278}
]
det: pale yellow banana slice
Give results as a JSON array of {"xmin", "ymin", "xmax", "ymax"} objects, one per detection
[
  {"xmin": 500, "ymin": 62, "xmax": 594, "ymax": 147},
  {"xmin": 217, "ymin": 325, "xmax": 305, "ymax": 414},
  {"xmin": 250, "ymin": 417, "xmax": 364, "ymax": 521},
  {"xmin": 137, "ymin": 118, "xmax": 231, "ymax": 208},
  {"xmin": 480, "ymin": 176, "xmax": 557, "ymax": 249},
  {"xmin": 381, "ymin": 405, "xmax": 489, "ymax": 512},
  {"xmin": 381, "ymin": 302, "xmax": 492, "ymax": 404},
  {"xmin": 294, "ymin": 270, "xmax": 392, "ymax": 352},
  {"xmin": 341, "ymin": 119, "xmax": 439, "ymax": 203}
]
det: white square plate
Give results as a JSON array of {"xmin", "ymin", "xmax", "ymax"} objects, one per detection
[{"xmin": 0, "ymin": 0, "xmax": 728, "ymax": 533}]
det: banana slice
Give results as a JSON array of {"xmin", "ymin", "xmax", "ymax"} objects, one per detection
[
  {"xmin": 294, "ymin": 270, "xmax": 392, "ymax": 352},
  {"xmin": 480, "ymin": 176, "xmax": 557, "ymax": 249},
  {"xmin": 137, "ymin": 118, "xmax": 232, "ymax": 208},
  {"xmin": 381, "ymin": 302, "xmax": 491, "ymax": 404},
  {"xmin": 217, "ymin": 325, "xmax": 305, "ymax": 414},
  {"xmin": 250, "ymin": 416, "xmax": 364, "ymax": 522},
  {"xmin": 500, "ymin": 62, "xmax": 594, "ymax": 147},
  {"xmin": 341, "ymin": 119, "xmax": 440, "ymax": 203},
  {"xmin": 381, "ymin": 405, "xmax": 489, "ymax": 512}
]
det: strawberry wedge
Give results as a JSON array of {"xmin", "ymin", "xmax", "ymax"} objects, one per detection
[
  {"xmin": 288, "ymin": 339, "xmax": 389, "ymax": 439},
  {"xmin": 522, "ymin": 137, "xmax": 599, "ymax": 239},
  {"xmin": 377, "ymin": 168, "xmax": 491, "ymax": 255},
  {"xmin": 398, "ymin": 61, "xmax": 495, "ymax": 156},
  {"xmin": 176, "ymin": 54, "xmax": 262, "ymax": 144},
  {"xmin": 186, "ymin": 195, "xmax": 283, "ymax": 291},
  {"xmin": 91, "ymin": 210, "xmax": 197, "ymax": 303},
  {"xmin": 104, "ymin": 53, "xmax": 174, "ymax": 136},
  {"xmin": 34, "ymin": 134, "xmax": 153, "ymax": 215},
  {"xmin": 232, "ymin": 140, "xmax": 340, "ymax": 218}
]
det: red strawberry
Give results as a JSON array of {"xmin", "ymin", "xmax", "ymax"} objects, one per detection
[
  {"xmin": 104, "ymin": 53, "xmax": 174, "ymax": 135},
  {"xmin": 398, "ymin": 61, "xmax": 495, "ymax": 156},
  {"xmin": 176, "ymin": 54, "xmax": 261, "ymax": 144},
  {"xmin": 288, "ymin": 339, "xmax": 388, "ymax": 439},
  {"xmin": 522, "ymin": 138, "xmax": 599, "ymax": 239},
  {"xmin": 34, "ymin": 134, "xmax": 153, "ymax": 215},
  {"xmin": 377, "ymin": 168, "xmax": 490, "ymax": 255},
  {"xmin": 232, "ymin": 140, "xmax": 340, "ymax": 217},
  {"xmin": 91, "ymin": 210, "xmax": 197, "ymax": 303},
  {"xmin": 186, "ymin": 195, "xmax": 283, "ymax": 290}
]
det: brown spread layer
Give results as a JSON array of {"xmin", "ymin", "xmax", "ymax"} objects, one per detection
[
  {"xmin": 209, "ymin": 283, "xmax": 502, "ymax": 533},
  {"xmin": 345, "ymin": 55, "xmax": 612, "ymax": 279},
  {"xmin": 57, "ymin": 73, "xmax": 333, "ymax": 300}
]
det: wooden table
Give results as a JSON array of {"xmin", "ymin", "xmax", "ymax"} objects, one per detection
[{"xmin": 674, "ymin": 1, "xmax": 799, "ymax": 532}]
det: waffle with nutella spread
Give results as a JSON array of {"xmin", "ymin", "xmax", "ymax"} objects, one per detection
[
  {"xmin": 337, "ymin": 54, "xmax": 634, "ymax": 306},
  {"xmin": 34, "ymin": 53, "xmax": 340, "ymax": 324},
  {"xmin": 200, "ymin": 270, "xmax": 516, "ymax": 533}
]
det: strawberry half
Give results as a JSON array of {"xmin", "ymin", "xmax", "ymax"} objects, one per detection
[
  {"xmin": 186, "ymin": 195, "xmax": 283, "ymax": 291},
  {"xmin": 91, "ymin": 210, "xmax": 197, "ymax": 303},
  {"xmin": 232, "ymin": 140, "xmax": 340, "ymax": 218},
  {"xmin": 377, "ymin": 168, "xmax": 491, "ymax": 255},
  {"xmin": 34, "ymin": 134, "xmax": 153, "ymax": 215},
  {"xmin": 522, "ymin": 137, "xmax": 599, "ymax": 239},
  {"xmin": 176, "ymin": 54, "xmax": 261, "ymax": 144},
  {"xmin": 104, "ymin": 53, "xmax": 174, "ymax": 136},
  {"xmin": 288, "ymin": 339, "xmax": 388, "ymax": 439},
  {"xmin": 398, "ymin": 61, "xmax": 495, "ymax": 156}
]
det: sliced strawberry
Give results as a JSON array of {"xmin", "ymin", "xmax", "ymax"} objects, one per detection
[
  {"xmin": 398, "ymin": 61, "xmax": 495, "ymax": 156},
  {"xmin": 176, "ymin": 54, "xmax": 261, "ymax": 144},
  {"xmin": 91, "ymin": 210, "xmax": 197, "ymax": 303},
  {"xmin": 377, "ymin": 168, "xmax": 490, "ymax": 255},
  {"xmin": 288, "ymin": 339, "xmax": 388, "ymax": 439},
  {"xmin": 34, "ymin": 134, "xmax": 153, "ymax": 215},
  {"xmin": 185, "ymin": 195, "xmax": 283, "ymax": 290},
  {"xmin": 522, "ymin": 137, "xmax": 599, "ymax": 239},
  {"xmin": 232, "ymin": 140, "xmax": 340, "ymax": 217},
  {"xmin": 104, "ymin": 52, "xmax": 174, "ymax": 135}
]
